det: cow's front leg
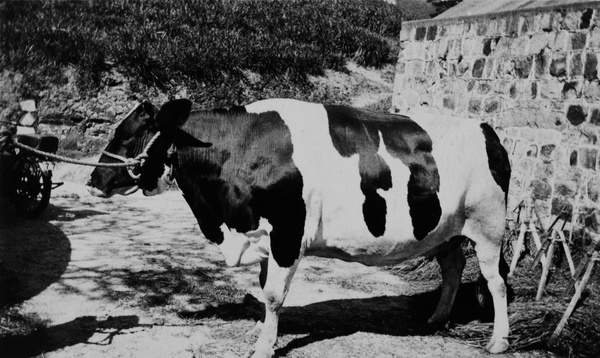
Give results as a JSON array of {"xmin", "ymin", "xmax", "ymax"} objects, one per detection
[
  {"xmin": 428, "ymin": 240, "xmax": 466, "ymax": 327},
  {"xmin": 246, "ymin": 252, "xmax": 301, "ymax": 358}
]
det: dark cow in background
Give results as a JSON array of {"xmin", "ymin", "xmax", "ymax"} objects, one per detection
[{"xmin": 88, "ymin": 98, "xmax": 511, "ymax": 357}]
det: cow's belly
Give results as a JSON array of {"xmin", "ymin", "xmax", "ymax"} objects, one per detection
[{"xmin": 306, "ymin": 206, "xmax": 464, "ymax": 266}]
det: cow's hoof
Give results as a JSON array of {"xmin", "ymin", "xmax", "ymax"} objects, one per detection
[
  {"xmin": 486, "ymin": 337, "xmax": 509, "ymax": 353},
  {"xmin": 427, "ymin": 316, "xmax": 449, "ymax": 330}
]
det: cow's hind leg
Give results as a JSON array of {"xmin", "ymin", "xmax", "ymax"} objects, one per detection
[
  {"xmin": 464, "ymin": 222, "xmax": 509, "ymax": 353},
  {"xmin": 246, "ymin": 253, "xmax": 301, "ymax": 358},
  {"xmin": 428, "ymin": 236, "xmax": 466, "ymax": 327}
]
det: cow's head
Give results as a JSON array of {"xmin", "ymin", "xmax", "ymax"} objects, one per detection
[
  {"xmin": 87, "ymin": 101, "xmax": 160, "ymax": 197},
  {"xmin": 87, "ymin": 99, "xmax": 209, "ymax": 198}
]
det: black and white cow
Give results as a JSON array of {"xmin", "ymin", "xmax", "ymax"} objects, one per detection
[{"xmin": 88, "ymin": 98, "xmax": 511, "ymax": 356}]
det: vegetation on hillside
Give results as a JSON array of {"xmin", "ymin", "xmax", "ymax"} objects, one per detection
[{"xmin": 0, "ymin": 0, "xmax": 432, "ymax": 107}]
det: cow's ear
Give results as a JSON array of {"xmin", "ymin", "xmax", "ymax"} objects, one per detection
[
  {"xmin": 174, "ymin": 128, "xmax": 212, "ymax": 148},
  {"xmin": 156, "ymin": 99, "xmax": 193, "ymax": 130}
]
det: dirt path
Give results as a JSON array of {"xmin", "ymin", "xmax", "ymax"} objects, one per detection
[{"xmin": 0, "ymin": 162, "xmax": 559, "ymax": 358}]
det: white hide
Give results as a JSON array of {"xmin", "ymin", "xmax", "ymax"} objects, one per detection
[
  {"xmin": 218, "ymin": 218, "xmax": 272, "ymax": 267},
  {"xmin": 245, "ymin": 99, "xmax": 489, "ymax": 261}
]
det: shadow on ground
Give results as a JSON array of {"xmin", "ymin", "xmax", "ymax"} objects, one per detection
[
  {"xmin": 0, "ymin": 315, "xmax": 140, "ymax": 358},
  {"xmin": 181, "ymin": 282, "xmax": 488, "ymax": 356},
  {"xmin": 0, "ymin": 203, "xmax": 74, "ymax": 306}
]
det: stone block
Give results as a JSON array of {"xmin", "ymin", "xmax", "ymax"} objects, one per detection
[
  {"xmin": 455, "ymin": 94, "xmax": 468, "ymax": 113},
  {"xmin": 477, "ymin": 81, "xmax": 492, "ymax": 95},
  {"xmin": 494, "ymin": 79, "xmax": 513, "ymax": 95},
  {"xmin": 435, "ymin": 39, "xmax": 449, "ymax": 59},
  {"xmin": 451, "ymin": 79, "xmax": 468, "ymax": 94},
  {"xmin": 588, "ymin": 176, "xmax": 600, "ymax": 202},
  {"xmin": 534, "ymin": 51, "xmax": 551, "ymax": 77},
  {"xmin": 541, "ymin": 145, "xmax": 558, "ymax": 167},
  {"xmin": 569, "ymin": 32, "xmax": 588, "ymax": 51},
  {"xmin": 400, "ymin": 28, "xmax": 413, "ymax": 42},
  {"xmin": 448, "ymin": 38, "xmax": 463, "ymax": 59},
  {"xmin": 403, "ymin": 42, "xmax": 425, "ymax": 60},
  {"xmin": 520, "ymin": 15, "xmax": 535, "ymax": 35},
  {"xmin": 540, "ymin": 78, "xmax": 564, "ymax": 99},
  {"xmin": 570, "ymin": 52, "xmax": 584, "ymax": 77},
  {"xmin": 477, "ymin": 22, "xmax": 488, "ymax": 37},
  {"xmin": 494, "ymin": 37, "xmax": 511, "ymax": 57},
  {"xmin": 472, "ymin": 58, "xmax": 485, "ymax": 78},
  {"xmin": 563, "ymin": 11, "xmax": 580, "ymax": 31},
  {"xmin": 497, "ymin": 58, "xmax": 515, "ymax": 78},
  {"xmin": 590, "ymin": 107, "xmax": 600, "ymax": 125},
  {"xmin": 407, "ymin": 60, "xmax": 425, "ymax": 76},
  {"xmin": 484, "ymin": 97, "xmax": 501, "ymax": 113},
  {"xmin": 579, "ymin": 147, "xmax": 598, "ymax": 170},
  {"xmin": 514, "ymin": 56, "xmax": 533, "ymax": 78},
  {"xmin": 397, "ymin": 61, "xmax": 406, "ymax": 75},
  {"xmin": 415, "ymin": 27, "xmax": 427, "ymax": 41},
  {"xmin": 562, "ymin": 81, "xmax": 582, "ymax": 100},
  {"xmin": 510, "ymin": 82, "xmax": 518, "ymax": 99},
  {"xmin": 464, "ymin": 21, "xmax": 477, "ymax": 38},
  {"xmin": 438, "ymin": 25, "xmax": 447, "ymax": 38},
  {"xmin": 567, "ymin": 105, "xmax": 587, "ymax": 126},
  {"xmin": 510, "ymin": 36, "xmax": 530, "ymax": 56},
  {"xmin": 529, "ymin": 32, "xmax": 551, "ymax": 55},
  {"xmin": 527, "ymin": 144, "xmax": 539, "ymax": 157},
  {"xmin": 530, "ymin": 179, "xmax": 552, "ymax": 199},
  {"xmin": 584, "ymin": 52, "xmax": 598, "ymax": 81},
  {"xmin": 427, "ymin": 25, "xmax": 438, "ymax": 41},
  {"xmin": 590, "ymin": 28, "xmax": 600, "ymax": 49},
  {"xmin": 554, "ymin": 168, "xmax": 583, "ymax": 198},
  {"xmin": 570, "ymin": 149, "xmax": 578, "ymax": 166},
  {"xmin": 463, "ymin": 38, "xmax": 483, "ymax": 57},
  {"xmin": 551, "ymin": 31, "xmax": 569, "ymax": 51},
  {"xmin": 535, "ymin": 162, "xmax": 555, "ymax": 180},
  {"xmin": 447, "ymin": 22, "xmax": 464, "ymax": 36},
  {"xmin": 426, "ymin": 61, "xmax": 439, "ymax": 77},
  {"xmin": 502, "ymin": 137, "xmax": 514, "ymax": 152},
  {"xmin": 581, "ymin": 9, "xmax": 594, "ymax": 29},
  {"xmin": 483, "ymin": 58, "xmax": 497, "ymax": 78},
  {"xmin": 550, "ymin": 53, "xmax": 567, "ymax": 77},
  {"xmin": 551, "ymin": 11, "xmax": 563, "ymax": 32},
  {"xmin": 467, "ymin": 97, "xmax": 482, "ymax": 114},
  {"xmin": 539, "ymin": 12, "xmax": 553, "ymax": 32},
  {"xmin": 507, "ymin": 15, "xmax": 520, "ymax": 37},
  {"xmin": 443, "ymin": 96, "xmax": 455, "ymax": 110},
  {"xmin": 583, "ymin": 79, "xmax": 600, "ymax": 101},
  {"xmin": 552, "ymin": 197, "xmax": 573, "ymax": 216},
  {"xmin": 515, "ymin": 157, "xmax": 534, "ymax": 176},
  {"xmin": 487, "ymin": 18, "xmax": 501, "ymax": 37},
  {"xmin": 457, "ymin": 58, "xmax": 470, "ymax": 76}
]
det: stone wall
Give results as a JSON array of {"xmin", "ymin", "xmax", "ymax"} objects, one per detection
[{"xmin": 392, "ymin": 1, "xmax": 600, "ymax": 225}]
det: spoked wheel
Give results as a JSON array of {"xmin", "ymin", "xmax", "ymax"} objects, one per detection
[{"xmin": 12, "ymin": 156, "xmax": 51, "ymax": 218}]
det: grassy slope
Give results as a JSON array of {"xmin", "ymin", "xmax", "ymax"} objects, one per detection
[{"xmin": 0, "ymin": 0, "xmax": 433, "ymax": 108}]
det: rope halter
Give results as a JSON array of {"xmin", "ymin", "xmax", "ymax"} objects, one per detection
[{"xmin": 101, "ymin": 131, "xmax": 162, "ymax": 180}]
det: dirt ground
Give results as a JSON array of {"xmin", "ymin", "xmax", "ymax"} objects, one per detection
[{"xmin": 0, "ymin": 161, "xmax": 563, "ymax": 358}]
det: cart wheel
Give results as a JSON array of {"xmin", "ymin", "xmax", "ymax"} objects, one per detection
[{"xmin": 12, "ymin": 156, "xmax": 51, "ymax": 218}]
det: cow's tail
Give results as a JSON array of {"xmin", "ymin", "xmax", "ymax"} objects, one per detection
[
  {"xmin": 476, "ymin": 123, "xmax": 513, "ymax": 320},
  {"xmin": 479, "ymin": 122, "xmax": 511, "ymax": 204}
]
